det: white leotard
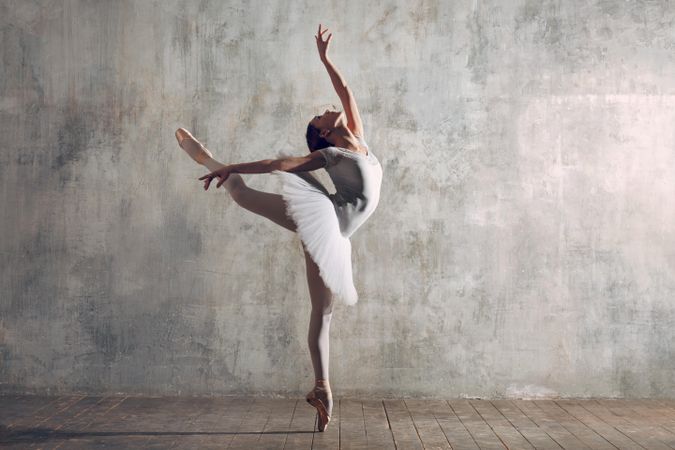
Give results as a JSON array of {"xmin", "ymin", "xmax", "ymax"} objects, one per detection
[{"xmin": 272, "ymin": 135, "xmax": 383, "ymax": 306}]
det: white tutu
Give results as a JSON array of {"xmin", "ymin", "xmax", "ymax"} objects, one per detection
[{"xmin": 272, "ymin": 149, "xmax": 358, "ymax": 306}]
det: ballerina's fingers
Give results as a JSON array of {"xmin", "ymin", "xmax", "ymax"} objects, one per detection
[
  {"xmin": 316, "ymin": 24, "xmax": 332, "ymax": 43},
  {"xmin": 198, "ymin": 173, "xmax": 217, "ymax": 190}
]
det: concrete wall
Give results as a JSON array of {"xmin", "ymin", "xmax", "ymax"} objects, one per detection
[{"xmin": 1, "ymin": 0, "xmax": 673, "ymax": 399}]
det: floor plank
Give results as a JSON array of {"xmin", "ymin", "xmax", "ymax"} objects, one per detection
[
  {"xmin": 29, "ymin": 395, "xmax": 111, "ymax": 449},
  {"xmin": 1, "ymin": 395, "xmax": 86, "ymax": 448},
  {"xmin": 0, "ymin": 395, "xmax": 66, "ymax": 427},
  {"xmin": 227, "ymin": 397, "xmax": 276, "ymax": 449},
  {"xmin": 168, "ymin": 397, "xmax": 254, "ymax": 449},
  {"xmin": 405, "ymin": 399, "xmax": 452, "ymax": 449},
  {"xmin": 448, "ymin": 399, "xmax": 506, "ymax": 449},
  {"xmin": 280, "ymin": 394, "xmax": 316, "ymax": 449},
  {"xmin": 255, "ymin": 398, "xmax": 298, "ymax": 449},
  {"xmin": 635, "ymin": 399, "xmax": 675, "ymax": 434},
  {"xmin": 554, "ymin": 399, "xmax": 644, "ymax": 450},
  {"xmin": 534, "ymin": 400, "xmax": 614, "ymax": 449},
  {"xmin": 471, "ymin": 400, "xmax": 534, "ymax": 449},
  {"xmin": 594, "ymin": 399, "xmax": 675, "ymax": 449},
  {"xmin": 429, "ymin": 400, "xmax": 480, "ymax": 449},
  {"xmin": 362, "ymin": 400, "xmax": 396, "ymax": 449},
  {"xmin": 339, "ymin": 398, "xmax": 368, "ymax": 449},
  {"xmin": 49, "ymin": 395, "xmax": 130, "ymax": 449},
  {"xmin": 508, "ymin": 400, "xmax": 563, "ymax": 449},
  {"xmin": 581, "ymin": 399, "xmax": 672, "ymax": 449},
  {"xmin": 383, "ymin": 400, "xmax": 423, "ymax": 449}
]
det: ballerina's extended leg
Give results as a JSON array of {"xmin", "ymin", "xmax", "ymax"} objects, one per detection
[{"xmin": 175, "ymin": 128, "xmax": 297, "ymax": 232}]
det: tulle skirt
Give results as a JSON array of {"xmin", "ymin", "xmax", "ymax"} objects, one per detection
[{"xmin": 271, "ymin": 155, "xmax": 358, "ymax": 306}]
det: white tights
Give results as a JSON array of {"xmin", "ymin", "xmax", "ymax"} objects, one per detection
[{"xmin": 197, "ymin": 151, "xmax": 334, "ymax": 383}]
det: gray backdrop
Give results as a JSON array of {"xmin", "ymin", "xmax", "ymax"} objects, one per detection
[{"xmin": 1, "ymin": 0, "xmax": 673, "ymax": 399}]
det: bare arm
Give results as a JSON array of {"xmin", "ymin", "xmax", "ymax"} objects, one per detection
[
  {"xmin": 316, "ymin": 24, "xmax": 365, "ymax": 137},
  {"xmin": 199, "ymin": 152, "xmax": 327, "ymax": 189},
  {"xmin": 229, "ymin": 152, "xmax": 325, "ymax": 174},
  {"xmin": 321, "ymin": 58, "xmax": 364, "ymax": 137},
  {"xmin": 275, "ymin": 152, "xmax": 327, "ymax": 172}
]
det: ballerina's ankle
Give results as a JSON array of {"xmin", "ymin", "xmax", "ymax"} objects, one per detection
[{"xmin": 315, "ymin": 378, "xmax": 331, "ymax": 390}]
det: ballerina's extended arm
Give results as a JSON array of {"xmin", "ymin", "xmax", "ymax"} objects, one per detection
[
  {"xmin": 199, "ymin": 152, "xmax": 326, "ymax": 190},
  {"xmin": 316, "ymin": 23, "xmax": 365, "ymax": 138}
]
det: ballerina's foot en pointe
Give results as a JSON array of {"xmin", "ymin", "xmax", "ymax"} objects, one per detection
[
  {"xmin": 306, "ymin": 379, "xmax": 333, "ymax": 432},
  {"xmin": 174, "ymin": 127, "xmax": 244, "ymax": 192},
  {"xmin": 175, "ymin": 128, "xmax": 213, "ymax": 164}
]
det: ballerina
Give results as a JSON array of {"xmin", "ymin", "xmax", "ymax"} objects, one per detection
[{"xmin": 175, "ymin": 23, "xmax": 383, "ymax": 432}]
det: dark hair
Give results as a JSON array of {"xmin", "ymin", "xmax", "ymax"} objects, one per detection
[{"xmin": 306, "ymin": 123, "xmax": 330, "ymax": 152}]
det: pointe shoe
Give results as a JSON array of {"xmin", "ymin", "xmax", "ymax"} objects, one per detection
[
  {"xmin": 175, "ymin": 128, "xmax": 213, "ymax": 164},
  {"xmin": 306, "ymin": 385, "xmax": 332, "ymax": 432}
]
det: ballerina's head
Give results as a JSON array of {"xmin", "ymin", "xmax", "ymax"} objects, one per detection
[{"xmin": 306, "ymin": 108, "xmax": 348, "ymax": 152}]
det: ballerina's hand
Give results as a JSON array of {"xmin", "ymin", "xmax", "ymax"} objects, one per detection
[
  {"xmin": 315, "ymin": 23, "xmax": 332, "ymax": 61},
  {"xmin": 198, "ymin": 166, "xmax": 232, "ymax": 190}
]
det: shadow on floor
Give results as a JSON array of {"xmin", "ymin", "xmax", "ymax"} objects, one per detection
[{"xmin": 0, "ymin": 424, "xmax": 314, "ymax": 445}]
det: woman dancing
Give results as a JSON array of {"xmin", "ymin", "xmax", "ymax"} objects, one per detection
[{"xmin": 174, "ymin": 24, "xmax": 382, "ymax": 432}]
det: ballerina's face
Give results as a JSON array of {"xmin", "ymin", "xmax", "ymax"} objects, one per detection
[{"xmin": 310, "ymin": 109, "xmax": 344, "ymax": 131}]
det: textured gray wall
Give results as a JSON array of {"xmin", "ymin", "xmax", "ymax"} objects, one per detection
[{"xmin": 1, "ymin": 0, "xmax": 674, "ymax": 399}]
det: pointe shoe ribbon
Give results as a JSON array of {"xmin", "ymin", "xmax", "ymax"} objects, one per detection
[
  {"xmin": 306, "ymin": 387, "xmax": 332, "ymax": 432},
  {"xmin": 175, "ymin": 128, "xmax": 213, "ymax": 164}
]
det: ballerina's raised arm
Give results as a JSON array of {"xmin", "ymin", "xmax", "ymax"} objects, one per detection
[{"xmin": 314, "ymin": 23, "xmax": 365, "ymax": 139}]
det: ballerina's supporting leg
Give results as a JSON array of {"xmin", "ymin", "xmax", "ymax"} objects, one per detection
[
  {"xmin": 303, "ymin": 245, "xmax": 334, "ymax": 419},
  {"xmin": 175, "ymin": 128, "xmax": 297, "ymax": 232}
]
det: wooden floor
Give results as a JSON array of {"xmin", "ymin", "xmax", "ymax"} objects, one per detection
[{"xmin": 1, "ymin": 396, "xmax": 675, "ymax": 449}]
